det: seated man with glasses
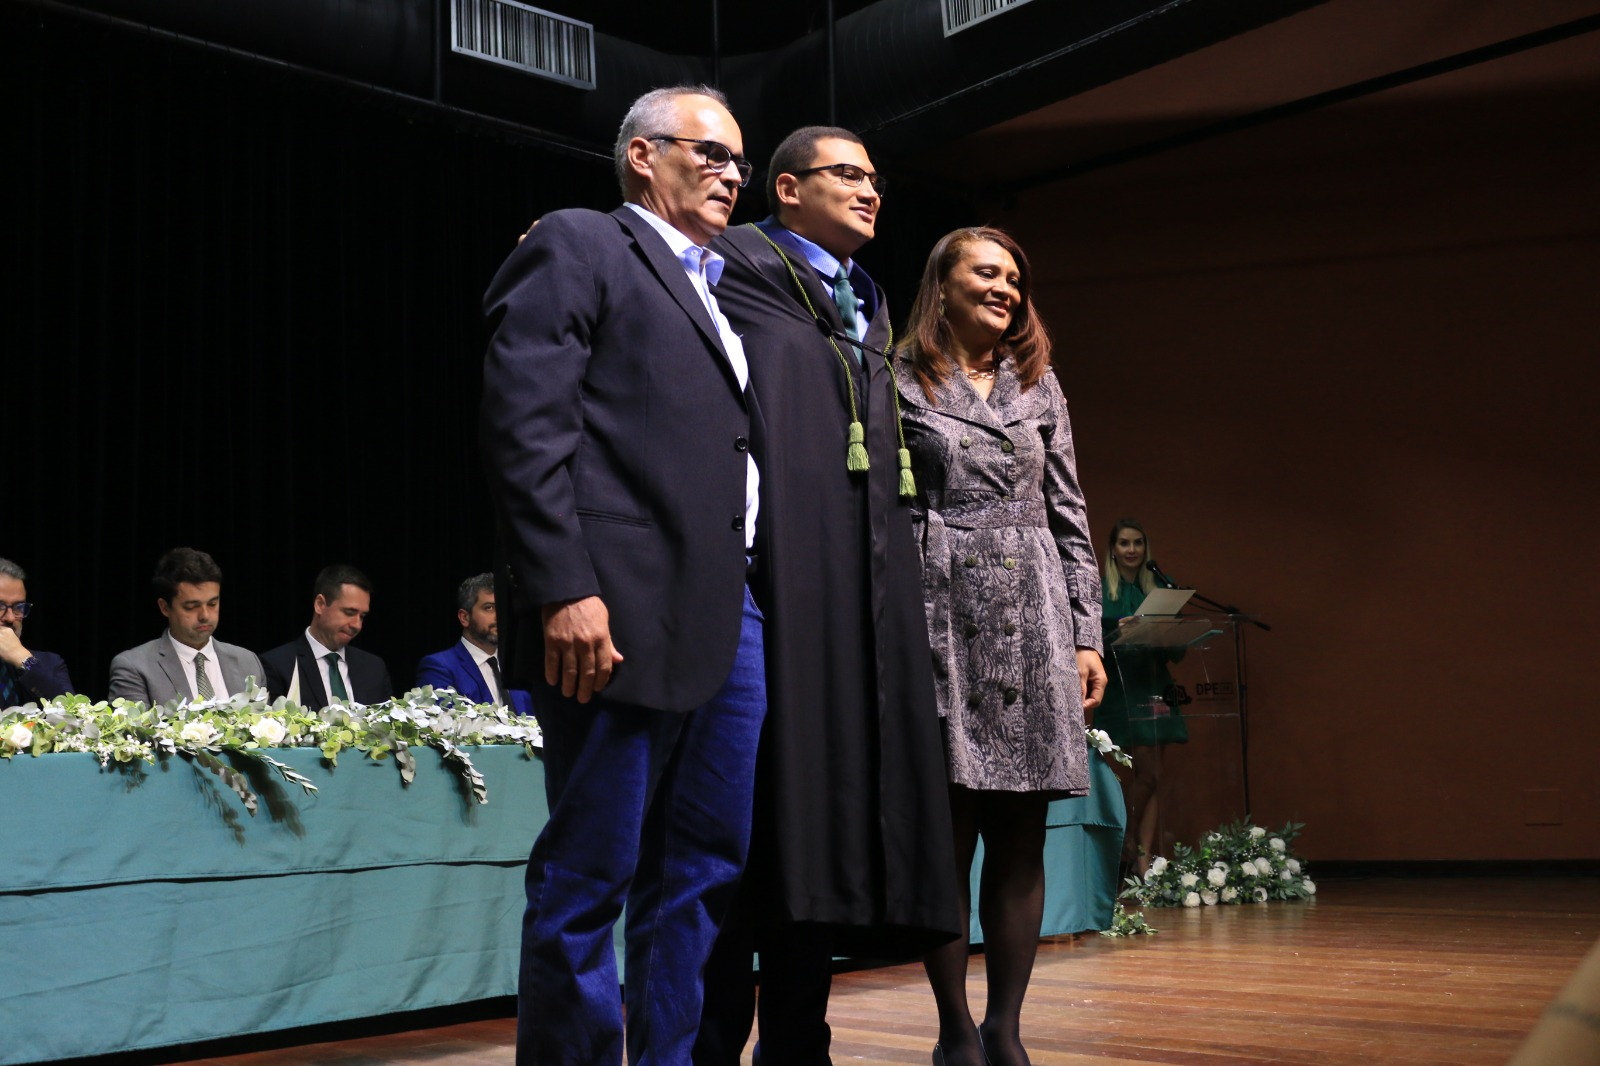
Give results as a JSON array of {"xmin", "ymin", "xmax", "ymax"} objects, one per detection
[{"xmin": 0, "ymin": 557, "xmax": 74, "ymax": 707}]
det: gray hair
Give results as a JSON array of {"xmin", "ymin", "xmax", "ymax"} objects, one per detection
[
  {"xmin": 613, "ymin": 84, "xmax": 730, "ymax": 199},
  {"xmin": 0, "ymin": 558, "xmax": 24, "ymax": 582},
  {"xmin": 457, "ymin": 572, "xmax": 496, "ymax": 613}
]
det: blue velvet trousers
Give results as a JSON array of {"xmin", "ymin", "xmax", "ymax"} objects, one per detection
[{"xmin": 518, "ymin": 587, "xmax": 766, "ymax": 1065}]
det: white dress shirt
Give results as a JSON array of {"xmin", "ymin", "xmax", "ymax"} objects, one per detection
[
  {"xmin": 305, "ymin": 629, "xmax": 354, "ymax": 702},
  {"xmin": 461, "ymin": 637, "xmax": 504, "ymax": 705},
  {"xmin": 168, "ymin": 632, "xmax": 228, "ymax": 700}
]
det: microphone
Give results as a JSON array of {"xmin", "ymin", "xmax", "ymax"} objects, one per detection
[{"xmin": 1146, "ymin": 560, "xmax": 1179, "ymax": 590}]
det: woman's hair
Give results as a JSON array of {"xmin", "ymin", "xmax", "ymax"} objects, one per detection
[
  {"xmin": 900, "ymin": 226, "xmax": 1052, "ymax": 401},
  {"xmin": 1103, "ymin": 518, "xmax": 1156, "ymax": 602}
]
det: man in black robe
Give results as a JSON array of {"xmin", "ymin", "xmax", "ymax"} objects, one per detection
[{"xmin": 695, "ymin": 126, "xmax": 963, "ymax": 1065}]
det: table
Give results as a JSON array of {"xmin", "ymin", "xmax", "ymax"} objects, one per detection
[{"xmin": 0, "ymin": 746, "xmax": 1123, "ymax": 1062}]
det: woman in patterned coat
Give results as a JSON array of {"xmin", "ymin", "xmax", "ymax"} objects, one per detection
[{"xmin": 896, "ymin": 226, "xmax": 1106, "ymax": 1066}]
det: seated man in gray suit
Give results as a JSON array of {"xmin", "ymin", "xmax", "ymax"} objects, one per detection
[{"xmin": 108, "ymin": 547, "xmax": 265, "ymax": 704}]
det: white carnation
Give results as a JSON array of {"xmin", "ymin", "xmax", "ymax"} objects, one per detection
[
  {"xmin": 1221, "ymin": 886, "xmax": 1238, "ymax": 902},
  {"xmin": 1249, "ymin": 826, "xmax": 1266, "ymax": 839},
  {"xmin": 1201, "ymin": 890, "xmax": 1218, "ymax": 906},
  {"xmin": 1269, "ymin": 837, "xmax": 1286, "ymax": 852},
  {"xmin": 1280, "ymin": 869, "xmax": 1294, "ymax": 881},
  {"xmin": 1286, "ymin": 858, "xmax": 1301, "ymax": 874},
  {"xmin": 1206, "ymin": 867, "xmax": 1227, "ymax": 887},
  {"xmin": 3, "ymin": 722, "xmax": 33, "ymax": 751},
  {"xmin": 1182, "ymin": 892, "xmax": 1201, "ymax": 908},
  {"xmin": 1180, "ymin": 872, "xmax": 1199, "ymax": 888},
  {"xmin": 249, "ymin": 717, "xmax": 288, "ymax": 746},
  {"xmin": 179, "ymin": 720, "xmax": 219, "ymax": 747},
  {"xmin": 1149, "ymin": 856, "xmax": 1168, "ymax": 875},
  {"xmin": 1303, "ymin": 879, "xmax": 1317, "ymax": 896},
  {"xmin": 1254, "ymin": 857, "xmax": 1275, "ymax": 876}
]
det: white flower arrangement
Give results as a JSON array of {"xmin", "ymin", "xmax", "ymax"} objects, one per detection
[
  {"xmin": 0, "ymin": 681, "xmax": 542, "ymax": 814},
  {"xmin": 1086, "ymin": 727, "xmax": 1132, "ymax": 768},
  {"xmin": 1120, "ymin": 818, "xmax": 1315, "ymax": 910}
]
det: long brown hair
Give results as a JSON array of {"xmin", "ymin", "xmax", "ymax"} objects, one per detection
[{"xmin": 901, "ymin": 226, "xmax": 1052, "ymax": 401}]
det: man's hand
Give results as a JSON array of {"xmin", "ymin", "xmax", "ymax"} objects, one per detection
[
  {"xmin": 542, "ymin": 596, "xmax": 624, "ymax": 703},
  {"xmin": 0, "ymin": 626, "xmax": 31, "ymax": 669},
  {"xmin": 1077, "ymin": 646, "xmax": 1106, "ymax": 718}
]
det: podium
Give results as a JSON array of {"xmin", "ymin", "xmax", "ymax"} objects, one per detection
[{"xmin": 1107, "ymin": 614, "xmax": 1250, "ymax": 856}]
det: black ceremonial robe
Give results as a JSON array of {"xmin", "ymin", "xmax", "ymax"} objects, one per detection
[{"xmin": 712, "ymin": 222, "xmax": 961, "ymax": 956}]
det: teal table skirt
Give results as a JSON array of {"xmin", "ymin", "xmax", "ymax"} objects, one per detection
[{"xmin": 0, "ymin": 745, "xmax": 1124, "ymax": 1063}]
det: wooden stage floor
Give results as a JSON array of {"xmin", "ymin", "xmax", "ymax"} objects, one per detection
[{"xmin": 138, "ymin": 874, "xmax": 1599, "ymax": 1065}]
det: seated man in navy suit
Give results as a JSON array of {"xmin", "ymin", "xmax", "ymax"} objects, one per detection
[
  {"xmin": 261, "ymin": 564, "xmax": 392, "ymax": 710},
  {"xmin": 0, "ymin": 557, "xmax": 74, "ymax": 706},
  {"xmin": 415, "ymin": 572, "xmax": 531, "ymax": 713}
]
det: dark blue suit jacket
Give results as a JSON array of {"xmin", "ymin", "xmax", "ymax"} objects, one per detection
[
  {"xmin": 481, "ymin": 206, "xmax": 759, "ymax": 711},
  {"xmin": 2, "ymin": 650, "xmax": 73, "ymax": 704},
  {"xmin": 415, "ymin": 641, "xmax": 532, "ymax": 715}
]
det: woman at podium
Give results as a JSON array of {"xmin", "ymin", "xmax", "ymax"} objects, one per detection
[
  {"xmin": 1098, "ymin": 518, "xmax": 1188, "ymax": 875},
  {"xmin": 897, "ymin": 226, "xmax": 1106, "ymax": 1066}
]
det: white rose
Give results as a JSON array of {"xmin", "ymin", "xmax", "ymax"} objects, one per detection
[
  {"xmin": 249, "ymin": 717, "xmax": 288, "ymax": 746},
  {"xmin": 1149, "ymin": 856, "xmax": 1168, "ymax": 875},
  {"xmin": 1269, "ymin": 837, "xmax": 1286, "ymax": 852},
  {"xmin": 1221, "ymin": 886, "xmax": 1238, "ymax": 902},
  {"xmin": 1182, "ymin": 892, "xmax": 1201, "ymax": 908},
  {"xmin": 1303, "ymin": 879, "xmax": 1317, "ymax": 896},
  {"xmin": 1280, "ymin": 869, "xmax": 1294, "ymax": 882},
  {"xmin": 1254, "ymin": 857, "xmax": 1275, "ymax": 876},
  {"xmin": 1239, "ymin": 864, "xmax": 1256, "ymax": 878},
  {"xmin": 1180, "ymin": 872, "xmax": 1199, "ymax": 888},
  {"xmin": 3, "ymin": 722, "xmax": 33, "ymax": 750},
  {"xmin": 1286, "ymin": 858, "xmax": 1301, "ymax": 874},
  {"xmin": 1252, "ymin": 887, "xmax": 1268, "ymax": 903},
  {"xmin": 1201, "ymin": 890, "xmax": 1218, "ymax": 906},
  {"xmin": 1249, "ymin": 826, "xmax": 1266, "ymax": 839},
  {"xmin": 179, "ymin": 720, "xmax": 219, "ymax": 747},
  {"xmin": 1206, "ymin": 867, "xmax": 1227, "ymax": 887}
]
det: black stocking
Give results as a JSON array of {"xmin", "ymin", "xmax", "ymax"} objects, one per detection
[
  {"xmin": 921, "ymin": 785, "xmax": 984, "ymax": 1065},
  {"xmin": 974, "ymin": 793, "xmax": 1049, "ymax": 1066}
]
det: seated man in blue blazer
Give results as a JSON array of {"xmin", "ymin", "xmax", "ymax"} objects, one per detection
[
  {"xmin": 261, "ymin": 564, "xmax": 392, "ymax": 710},
  {"xmin": 415, "ymin": 572, "xmax": 531, "ymax": 713},
  {"xmin": 108, "ymin": 547, "xmax": 265, "ymax": 704},
  {"xmin": 0, "ymin": 557, "xmax": 74, "ymax": 706}
]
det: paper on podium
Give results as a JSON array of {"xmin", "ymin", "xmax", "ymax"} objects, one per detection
[{"xmin": 1135, "ymin": 588, "xmax": 1193, "ymax": 616}]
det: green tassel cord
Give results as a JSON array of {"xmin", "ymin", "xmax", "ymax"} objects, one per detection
[
  {"xmin": 744, "ymin": 224, "xmax": 918, "ymax": 498},
  {"xmin": 846, "ymin": 422, "xmax": 870, "ymax": 471}
]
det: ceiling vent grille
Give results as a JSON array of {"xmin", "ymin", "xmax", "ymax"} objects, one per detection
[
  {"xmin": 941, "ymin": 0, "xmax": 1035, "ymax": 36},
  {"xmin": 450, "ymin": 0, "xmax": 596, "ymax": 89}
]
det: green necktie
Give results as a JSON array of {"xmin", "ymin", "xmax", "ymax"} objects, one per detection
[
  {"xmin": 325, "ymin": 651, "xmax": 349, "ymax": 701},
  {"xmin": 194, "ymin": 652, "xmax": 214, "ymax": 700},
  {"xmin": 833, "ymin": 265, "xmax": 862, "ymax": 357}
]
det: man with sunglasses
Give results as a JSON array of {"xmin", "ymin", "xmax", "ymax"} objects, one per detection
[
  {"xmin": 695, "ymin": 128, "xmax": 962, "ymax": 1066},
  {"xmin": 0, "ymin": 558, "xmax": 74, "ymax": 706},
  {"xmin": 482, "ymin": 85, "xmax": 765, "ymax": 1066}
]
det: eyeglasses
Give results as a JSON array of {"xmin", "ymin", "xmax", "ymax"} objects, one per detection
[
  {"xmin": 792, "ymin": 163, "xmax": 887, "ymax": 198},
  {"xmin": 0, "ymin": 601, "xmax": 32, "ymax": 619},
  {"xmin": 648, "ymin": 136, "xmax": 753, "ymax": 187}
]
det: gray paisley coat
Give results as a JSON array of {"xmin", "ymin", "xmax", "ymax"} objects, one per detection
[{"xmin": 897, "ymin": 356, "xmax": 1103, "ymax": 795}]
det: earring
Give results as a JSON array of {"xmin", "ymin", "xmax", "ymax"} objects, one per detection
[{"xmin": 938, "ymin": 294, "xmax": 946, "ymax": 317}]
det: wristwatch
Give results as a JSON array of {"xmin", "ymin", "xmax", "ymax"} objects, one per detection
[{"xmin": 19, "ymin": 655, "xmax": 38, "ymax": 673}]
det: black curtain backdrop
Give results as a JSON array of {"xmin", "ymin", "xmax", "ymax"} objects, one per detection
[{"xmin": 5, "ymin": 3, "xmax": 974, "ymax": 700}]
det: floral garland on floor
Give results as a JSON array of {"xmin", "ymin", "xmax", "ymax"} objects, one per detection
[
  {"xmin": 1120, "ymin": 819, "xmax": 1316, "ymax": 911},
  {"xmin": 0, "ymin": 683, "xmax": 542, "ymax": 812}
]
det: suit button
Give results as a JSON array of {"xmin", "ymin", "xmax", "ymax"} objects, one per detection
[
  {"xmin": 1000, "ymin": 440, "xmax": 1015, "ymax": 453},
  {"xmin": 732, "ymin": 516, "xmax": 745, "ymax": 531},
  {"xmin": 1003, "ymin": 687, "xmax": 1019, "ymax": 704},
  {"xmin": 1004, "ymin": 622, "xmax": 1017, "ymax": 635},
  {"xmin": 964, "ymin": 555, "xmax": 979, "ymax": 567},
  {"xmin": 1002, "ymin": 558, "xmax": 1017, "ymax": 570},
  {"xmin": 964, "ymin": 623, "xmax": 979, "ymax": 638},
  {"xmin": 967, "ymin": 691, "xmax": 982, "ymax": 708},
  {"xmin": 959, "ymin": 436, "xmax": 972, "ymax": 448},
  {"xmin": 734, "ymin": 436, "xmax": 749, "ymax": 452}
]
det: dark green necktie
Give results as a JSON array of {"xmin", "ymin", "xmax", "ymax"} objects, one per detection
[
  {"xmin": 832, "ymin": 265, "xmax": 862, "ymax": 357},
  {"xmin": 324, "ymin": 652, "xmax": 348, "ymax": 701}
]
